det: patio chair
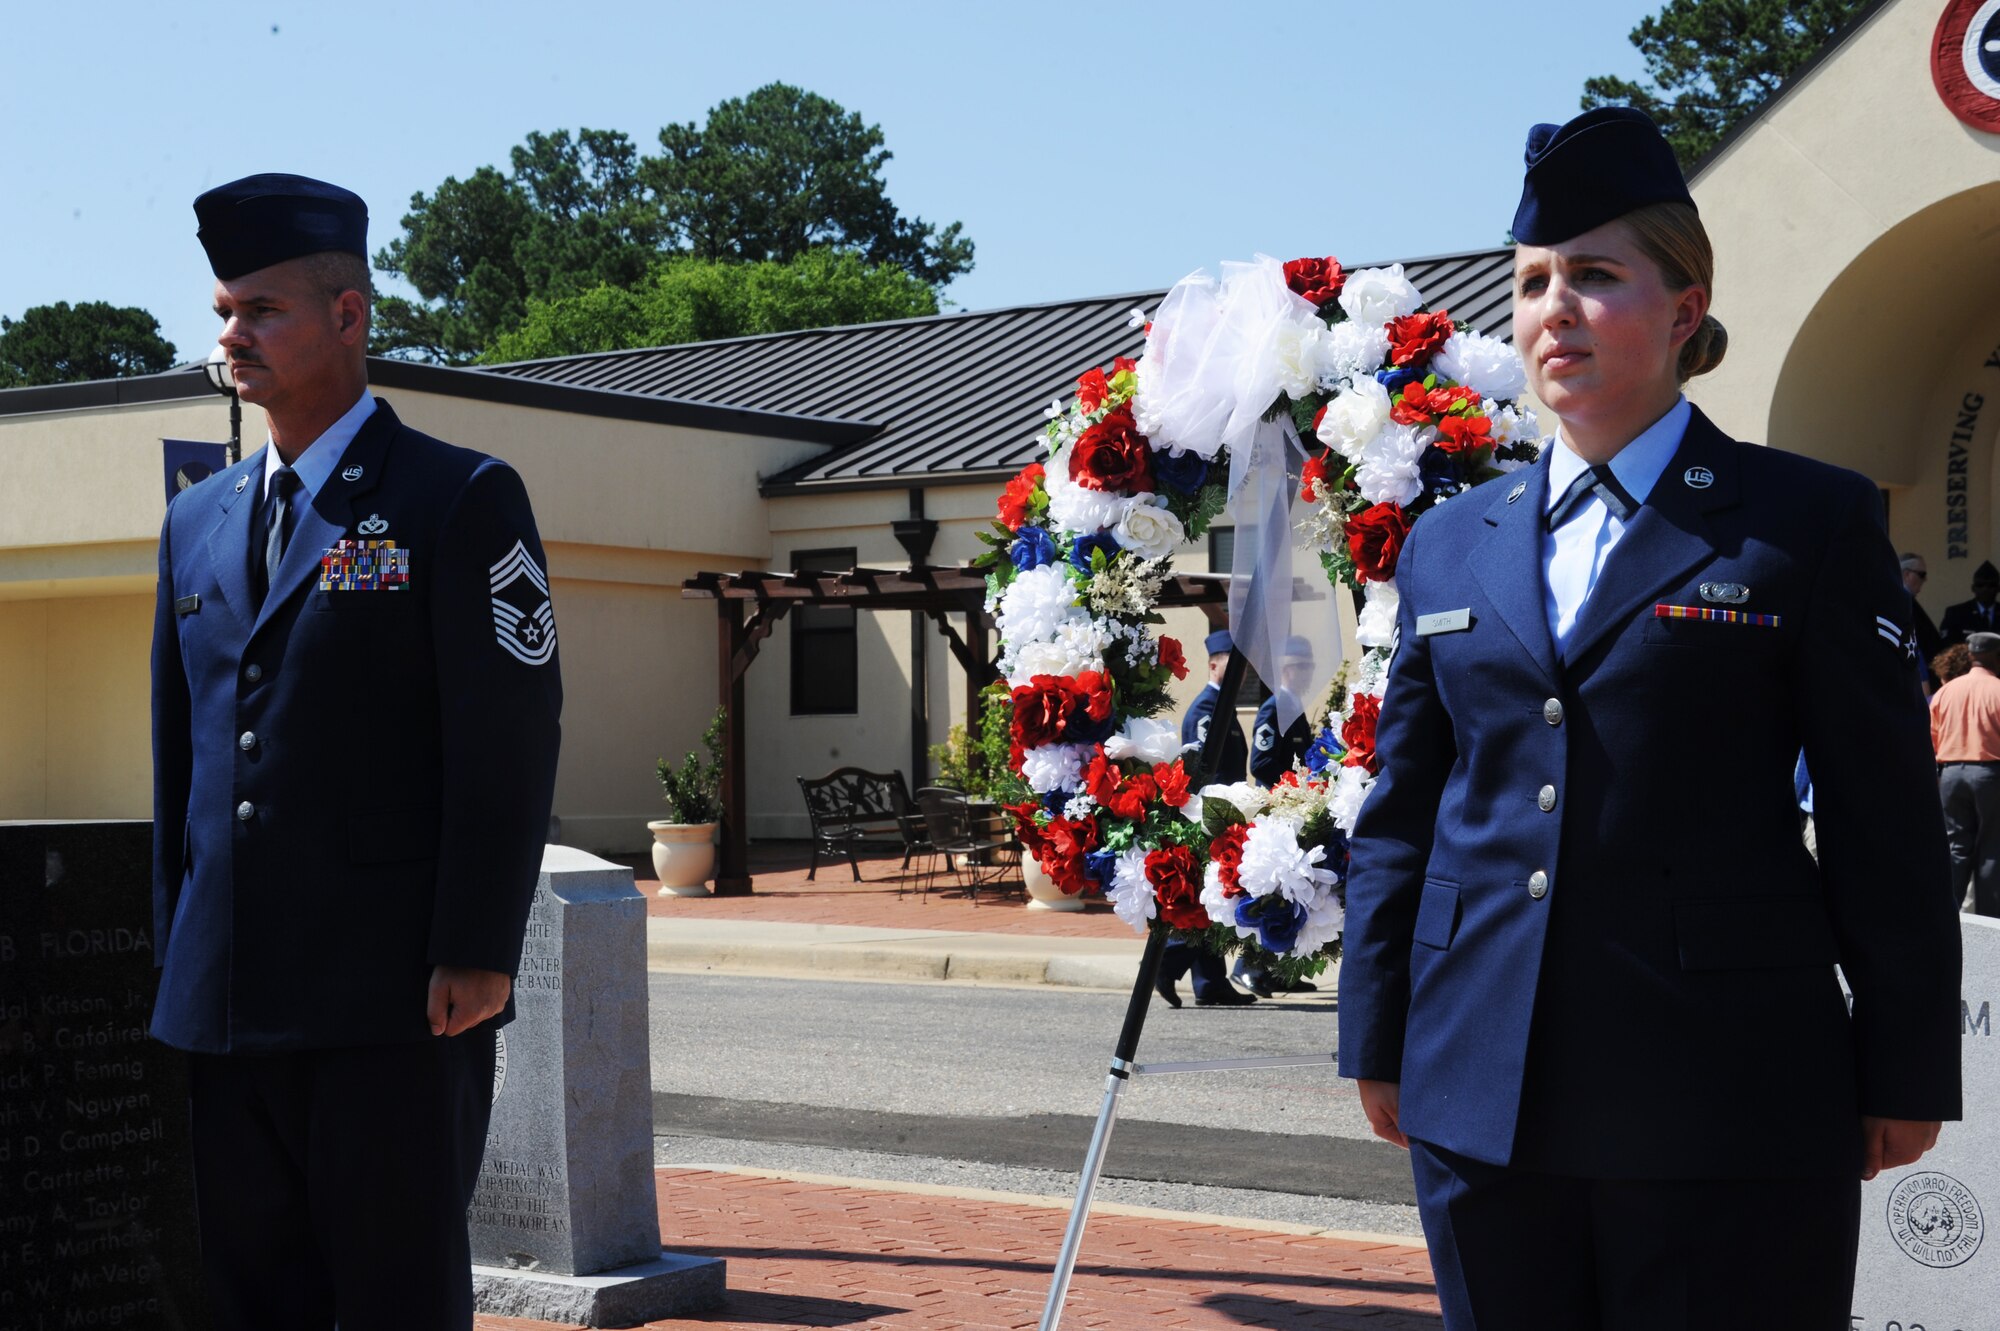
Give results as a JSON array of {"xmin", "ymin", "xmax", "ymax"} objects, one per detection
[{"xmin": 913, "ymin": 786, "xmax": 1021, "ymax": 903}]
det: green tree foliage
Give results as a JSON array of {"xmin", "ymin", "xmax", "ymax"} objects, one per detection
[
  {"xmin": 647, "ymin": 83, "xmax": 973, "ymax": 286},
  {"xmin": 481, "ymin": 249, "xmax": 939, "ymax": 363},
  {"xmin": 1582, "ymin": 0, "xmax": 1874, "ymax": 170},
  {"xmin": 375, "ymin": 86, "xmax": 973, "ymax": 363},
  {"xmin": 0, "ymin": 301, "xmax": 177, "ymax": 387}
]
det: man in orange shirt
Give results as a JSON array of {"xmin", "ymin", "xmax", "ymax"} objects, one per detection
[{"xmin": 1931, "ymin": 629, "xmax": 2000, "ymax": 915}]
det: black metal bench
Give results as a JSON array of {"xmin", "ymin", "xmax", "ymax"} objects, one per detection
[{"xmin": 796, "ymin": 767, "xmax": 924, "ymax": 881}]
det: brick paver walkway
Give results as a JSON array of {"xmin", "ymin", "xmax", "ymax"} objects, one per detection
[
  {"xmin": 476, "ymin": 1167, "xmax": 1440, "ymax": 1330},
  {"xmin": 625, "ymin": 844, "xmax": 1135, "ymax": 941}
]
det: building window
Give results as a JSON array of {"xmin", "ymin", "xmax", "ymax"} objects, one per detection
[{"xmin": 791, "ymin": 547, "xmax": 858, "ymax": 715}]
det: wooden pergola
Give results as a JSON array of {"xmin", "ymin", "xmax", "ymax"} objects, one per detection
[{"xmin": 681, "ymin": 563, "xmax": 1233, "ymax": 894}]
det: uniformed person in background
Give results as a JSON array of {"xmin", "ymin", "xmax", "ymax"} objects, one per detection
[
  {"xmin": 1336, "ymin": 109, "xmax": 1961, "ymax": 1328},
  {"xmin": 1939, "ymin": 558, "xmax": 2000, "ymax": 646},
  {"xmin": 150, "ymin": 175, "xmax": 563, "ymax": 1329},
  {"xmin": 1238, "ymin": 635, "xmax": 1321, "ymax": 997},
  {"xmin": 1155, "ymin": 629, "xmax": 1256, "ymax": 1007}
]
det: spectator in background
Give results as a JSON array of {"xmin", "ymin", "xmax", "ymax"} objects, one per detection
[
  {"xmin": 1939, "ymin": 560, "xmax": 2000, "ymax": 646},
  {"xmin": 1930, "ymin": 630, "xmax": 2000, "ymax": 916},
  {"xmin": 1902, "ymin": 554, "xmax": 1943, "ymax": 689},
  {"xmin": 1934, "ymin": 643, "xmax": 1973, "ymax": 689}
]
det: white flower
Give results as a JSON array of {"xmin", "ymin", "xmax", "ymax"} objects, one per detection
[
  {"xmin": 996, "ymin": 563, "xmax": 1085, "ymax": 647},
  {"xmin": 1236, "ymin": 817, "xmax": 1338, "ymax": 906},
  {"xmin": 1357, "ymin": 580, "xmax": 1400, "ymax": 648},
  {"xmin": 1045, "ymin": 452, "xmax": 1140, "ymax": 534},
  {"xmin": 1489, "ymin": 402, "xmax": 1543, "ymax": 450},
  {"xmin": 1104, "ymin": 715, "xmax": 1187, "ymax": 765},
  {"xmin": 1061, "ymin": 792, "xmax": 1099, "ymax": 821},
  {"xmin": 1354, "ymin": 646, "xmax": 1391, "ymax": 697},
  {"xmin": 1126, "ymin": 307, "xmax": 1149, "ymax": 330},
  {"xmin": 1020, "ymin": 742, "xmax": 1091, "ymax": 795},
  {"xmin": 1113, "ymin": 501, "xmax": 1187, "ymax": 561},
  {"xmin": 1353, "ymin": 422, "xmax": 1429, "ymax": 507},
  {"xmin": 1337, "ymin": 264, "xmax": 1423, "ymax": 325},
  {"xmin": 1270, "ymin": 317, "xmax": 1334, "ymax": 399},
  {"xmin": 1044, "ymin": 398, "xmax": 1066, "ymax": 421},
  {"xmin": 1432, "ymin": 330, "xmax": 1527, "ymax": 403},
  {"xmin": 1291, "ymin": 895, "xmax": 1345, "ymax": 954},
  {"xmin": 1107, "ymin": 847, "xmax": 1157, "ymax": 932},
  {"xmin": 1320, "ymin": 320, "xmax": 1392, "ymax": 385},
  {"xmin": 1327, "ymin": 764, "xmax": 1374, "ymax": 833},
  {"xmin": 1199, "ymin": 873, "xmax": 1244, "ymax": 935},
  {"xmin": 1197, "ymin": 781, "xmax": 1268, "ymax": 821},
  {"xmin": 1315, "ymin": 376, "xmax": 1391, "ymax": 463}
]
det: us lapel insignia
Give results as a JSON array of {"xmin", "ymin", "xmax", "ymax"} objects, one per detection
[
  {"xmin": 1683, "ymin": 466, "xmax": 1715, "ymax": 490},
  {"xmin": 234, "ymin": 475, "xmax": 248, "ymax": 493},
  {"xmin": 357, "ymin": 513, "xmax": 389, "ymax": 536},
  {"xmin": 1699, "ymin": 582, "xmax": 1749, "ymax": 604},
  {"xmin": 1506, "ymin": 481, "xmax": 1526, "ymax": 504},
  {"xmin": 341, "ymin": 464, "xmax": 364, "ymax": 482}
]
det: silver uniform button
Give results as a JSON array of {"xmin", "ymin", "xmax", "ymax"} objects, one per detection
[
  {"xmin": 1538, "ymin": 785, "xmax": 1557, "ymax": 812},
  {"xmin": 1543, "ymin": 698, "xmax": 1563, "ymax": 726},
  {"xmin": 1528, "ymin": 870, "xmax": 1549, "ymax": 899},
  {"xmin": 236, "ymin": 801, "xmax": 254, "ymax": 821},
  {"xmin": 245, "ymin": 663, "xmax": 263, "ymax": 683},
  {"xmin": 238, "ymin": 731, "xmax": 257, "ymax": 751}
]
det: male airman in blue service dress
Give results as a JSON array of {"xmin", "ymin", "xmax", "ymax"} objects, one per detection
[
  {"xmin": 1337, "ymin": 110, "xmax": 1961, "ymax": 1328},
  {"xmin": 150, "ymin": 175, "xmax": 562, "ymax": 1329},
  {"xmin": 1938, "ymin": 558, "xmax": 2000, "ymax": 646},
  {"xmin": 1156, "ymin": 629, "xmax": 1256, "ymax": 1006},
  {"xmin": 1248, "ymin": 635, "xmax": 1317, "ymax": 787}
]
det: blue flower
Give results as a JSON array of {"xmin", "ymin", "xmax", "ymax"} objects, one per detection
[
  {"xmin": 1010, "ymin": 525, "xmax": 1057, "ymax": 572},
  {"xmin": 1376, "ymin": 365, "xmax": 1423, "ymax": 395},
  {"xmin": 1062, "ymin": 696, "xmax": 1118, "ymax": 746},
  {"xmin": 1084, "ymin": 849, "xmax": 1119, "ymax": 890},
  {"xmin": 1041, "ymin": 790, "xmax": 1069, "ymax": 816},
  {"xmin": 1417, "ymin": 445, "xmax": 1462, "ymax": 498},
  {"xmin": 1304, "ymin": 726, "xmax": 1345, "ymax": 775},
  {"xmin": 1154, "ymin": 449, "xmax": 1210, "ymax": 494},
  {"xmin": 1069, "ymin": 531, "xmax": 1120, "ymax": 575},
  {"xmin": 1235, "ymin": 894, "xmax": 1308, "ymax": 955}
]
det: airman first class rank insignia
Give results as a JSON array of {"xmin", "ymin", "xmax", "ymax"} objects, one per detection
[{"xmin": 319, "ymin": 540, "xmax": 411, "ymax": 591}]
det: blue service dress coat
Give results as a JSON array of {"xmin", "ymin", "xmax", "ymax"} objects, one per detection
[
  {"xmin": 1181, "ymin": 681, "xmax": 1248, "ymax": 784},
  {"xmin": 1250, "ymin": 690, "xmax": 1313, "ymax": 787},
  {"xmin": 1337, "ymin": 406, "xmax": 1962, "ymax": 1179},
  {"xmin": 150, "ymin": 399, "xmax": 563, "ymax": 1054}
]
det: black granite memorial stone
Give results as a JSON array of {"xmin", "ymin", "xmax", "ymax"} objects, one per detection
[{"xmin": 0, "ymin": 822, "xmax": 207, "ymax": 1330}]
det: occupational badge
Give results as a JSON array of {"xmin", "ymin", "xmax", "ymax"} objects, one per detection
[
  {"xmin": 490, "ymin": 540, "xmax": 556, "ymax": 666},
  {"xmin": 357, "ymin": 513, "xmax": 389, "ymax": 536},
  {"xmin": 1699, "ymin": 582, "xmax": 1749, "ymax": 604}
]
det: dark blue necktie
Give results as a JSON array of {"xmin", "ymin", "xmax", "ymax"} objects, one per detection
[
  {"xmin": 257, "ymin": 466, "xmax": 301, "ymax": 608},
  {"xmin": 1547, "ymin": 464, "xmax": 1638, "ymax": 531}
]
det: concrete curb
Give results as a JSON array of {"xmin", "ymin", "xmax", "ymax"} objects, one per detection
[{"xmin": 644, "ymin": 918, "xmax": 1146, "ymax": 990}]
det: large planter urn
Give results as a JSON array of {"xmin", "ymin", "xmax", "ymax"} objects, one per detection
[
  {"xmin": 648, "ymin": 821, "xmax": 717, "ymax": 896},
  {"xmin": 1022, "ymin": 848, "xmax": 1085, "ymax": 912}
]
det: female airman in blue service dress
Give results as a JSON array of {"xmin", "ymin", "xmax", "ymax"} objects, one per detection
[
  {"xmin": 150, "ymin": 175, "xmax": 562, "ymax": 1330},
  {"xmin": 1335, "ymin": 109, "xmax": 1962, "ymax": 1329}
]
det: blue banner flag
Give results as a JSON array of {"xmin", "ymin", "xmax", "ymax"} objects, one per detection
[{"xmin": 163, "ymin": 439, "xmax": 227, "ymax": 505}]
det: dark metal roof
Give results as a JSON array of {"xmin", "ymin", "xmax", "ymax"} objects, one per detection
[
  {"xmin": 683, "ymin": 562, "xmax": 1234, "ymax": 610},
  {"xmin": 492, "ymin": 246, "xmax": 1518, "ymax": 494}
]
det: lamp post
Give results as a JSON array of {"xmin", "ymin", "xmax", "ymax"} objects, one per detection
[{"xmin": 202, "ymin": 345, "xmax": 241, "ymax": 465}]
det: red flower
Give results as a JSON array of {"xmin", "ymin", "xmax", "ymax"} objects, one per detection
[
  {"xmin": 1209, "ymin": 824, "xmax": 1250, "ymax": 897},
  {"xmin": 1039, "ymin": 815, "xmax": 1102, "ymax": 896},
  {"xmin": 1152, "ymin": 760, "xmax": 1192, "ymax": 809},
  {"xmin": 998, "ymin": 462, "xmax": 1045, "ymax": 530},
  {"xmin": 1342, "ymin": 693, "xmax": 1382, "ymax": 774},
  {"xmin": 1146, "ymin": 845, "xmax": 1210, "ymax": 929},
  {"xmin": 1385, "ymin": 310, "xmax": 1455, "ymax": 368},
  {"xmin": 1436, "ymin": 413, "xmax": 1493, "ymax": 454},
  {"xmin": 1085, "ymin": 753, "xmax": 1156, "ymax": 821},
  {"xmin": 1346, "ymin": 501, "xmax": 1411, "ymax": 583},
  {"xmin": 1300, "ymin": 451, "xmax": 1333, "ymax": 503},
  {"xmin": 1010, "ymin": 677, "xmax": 1072, "ymax": 750},
  {"xmin": 1390, "ymin": 381, "xmax": 1435, "ymax": 427},
  {"xmin": 1075, "ymin": 367, "xmax": 1109, "ymax": 413},
  {"xmin": 1111, "ymin": 356, "xmax": 1138, "ymax": 376},
  {"xmin": 1283, "ymin": 256, "xmax": 1346, "ymax": 308},
  {"xmin": 1069, "ymin": 404, "xmax": 1155, "ymax": 494},
  {"xmin": 1157, "ymin": 636, "xmax": 1188, "ymax": 681},
  {"xmin": 1070, "ymin": 670, "xmax": 1115, "ymax": 728}
]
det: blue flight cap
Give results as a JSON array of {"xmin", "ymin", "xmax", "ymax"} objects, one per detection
[
  {"xmin": 1511, "ymin": 108, "xmax": 1694, "ymax": 247},
  {"xmin": 1204, "ymin": 629, "xmax": 1233, "ymax": 656},
  {"xmin": 1280, "ymin": 635, "xmax": 1314, "ymax": 664},
  {"xmin": 195, "ymin": 174, "xmax": 368, "ymax": 280}
]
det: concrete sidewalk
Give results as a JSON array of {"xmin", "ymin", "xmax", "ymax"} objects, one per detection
[
  {"xmin": 647, "ymin": 917, "xmax": 1148, "ymax": 990},
  {"xmin": 475, "ymin": 1165, "xmax": 1440, "ymax": 1330}
]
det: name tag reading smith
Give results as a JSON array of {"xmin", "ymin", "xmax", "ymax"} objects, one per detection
[{"xmin": 1416, "ymin": 608, "xmax": 1473, "ymax": 636}]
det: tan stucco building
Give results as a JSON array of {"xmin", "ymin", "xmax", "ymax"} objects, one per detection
[{"xmin": 4, "ymin": 0, "xmax": 1993, "ymax": 857}]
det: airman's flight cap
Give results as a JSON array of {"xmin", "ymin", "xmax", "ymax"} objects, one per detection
[
  {"xmin": 1512, "ymin": 108, "xmax": 1694, "ymax": 246},
  {"xmin": 1280, "ymin": 635, "xmax": 1315, "ymax": 665},
  {"xmin": 1204, "ymin": 629, "xmax": 1234, "ymax": 656},
  {"xmin": 195, "ymin": 174, "xmax": 368, "ymax": 280}
]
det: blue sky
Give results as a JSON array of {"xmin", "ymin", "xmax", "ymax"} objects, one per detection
[{"xmin": 4, "ymin": 1, "xmax": 1665, "ymax": 361}]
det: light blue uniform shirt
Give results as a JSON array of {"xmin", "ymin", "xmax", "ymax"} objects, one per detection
[
  {"xmin": 1541, "ymin": 396, "xmax": 1690, "ymax": 654},
  {"xmin": 260, "ymin": 391, "xmax": 377, "ymax": 504}
]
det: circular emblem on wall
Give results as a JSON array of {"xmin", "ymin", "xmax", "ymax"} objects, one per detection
[
  {"xmin": 491, "ymin": 1027, "xmax": 508, "ymax": 1105},
  {"xmin": 1886, "ymin": 1170, "xmax": 1985, "ymax": 1268},
  {"xmin": 1934, "ymin": 0, "xmax": 2000, "ymax": 132}
]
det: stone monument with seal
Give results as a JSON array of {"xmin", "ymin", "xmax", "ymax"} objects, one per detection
[
  {"xmin": 470, "ymin": 846, "xmax": 723, "ymax": 1324},
  {"xmin": 1851, "ymin": 914, "xmax": 1997, "ymax": 1331}
]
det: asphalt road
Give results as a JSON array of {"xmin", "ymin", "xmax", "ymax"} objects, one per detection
[{"xmin": 648, "ymin": 971, "xmax": 1421, "ymax": 1229}]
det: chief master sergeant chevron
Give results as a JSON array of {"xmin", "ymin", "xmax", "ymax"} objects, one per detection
[{"xmin": 149, "ymin": 174, "xmax": 562, "ymax": 1329}]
